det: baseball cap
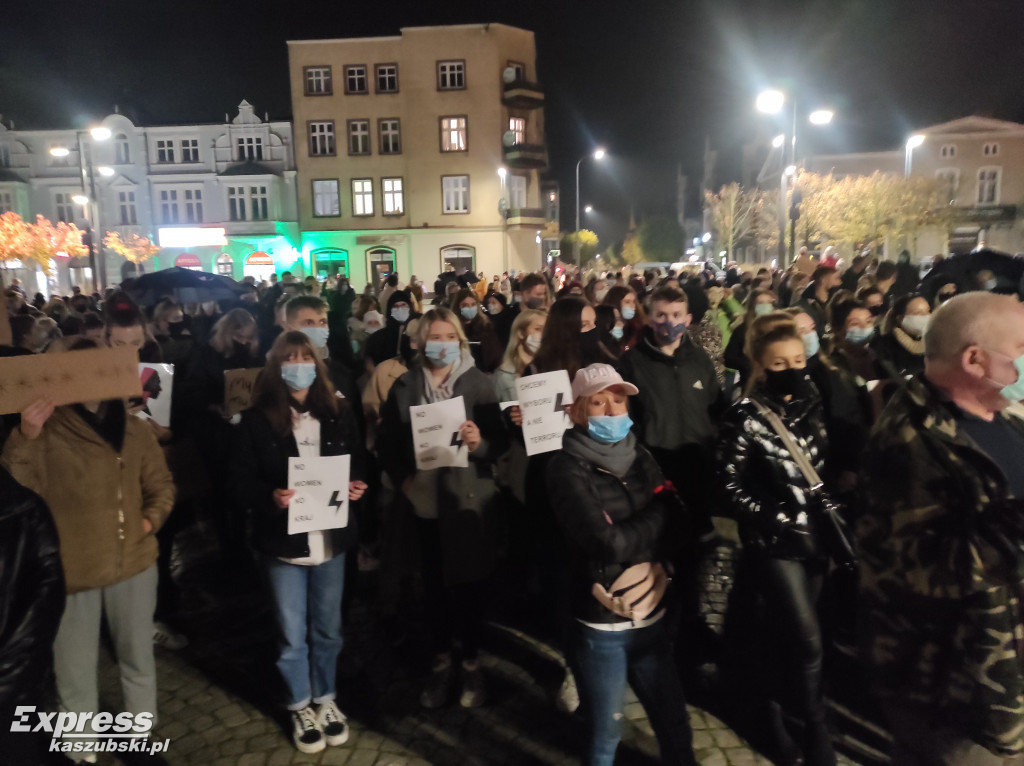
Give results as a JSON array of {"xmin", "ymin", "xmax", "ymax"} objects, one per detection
[{"xmin": 571, "ymin": 363, "xmax": 639, "ymax": 400}]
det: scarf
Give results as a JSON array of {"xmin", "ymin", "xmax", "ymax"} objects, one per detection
[
  {"xmin": 562, "ymin": 427, "xmax": 637, "ymax": 479},
  {"xmin": 893, "ymin": 326, "xmax": 926, "ymax": 356},
  {"xmin": 422, "ymin": 349, "xmax": 475, "ymax": 404}
]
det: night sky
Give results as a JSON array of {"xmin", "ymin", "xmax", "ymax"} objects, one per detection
[{"xmin": 3, "ymin": 0, "xmax": 1023, "ymax": 247}]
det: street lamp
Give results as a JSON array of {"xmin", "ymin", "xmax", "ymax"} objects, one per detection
[
  {"xmin": 71, "ymin": 194, "xmax": 90, "ymax": 206},
  {"xmin": 584, "ymin": 205, "xmax": 593, "ymax": 214},
  {"xmin": 905, "ymin": 134, "xmax": 925, "ymax": 177},
  {"xmin": 771, "ymin": 134, "xmax": 785, "ymax": 149},
  {"xmin": 49, "ymin": 146, "xmax": 71, "ymax": 158},
  {"xmin": 97, "ymin": 166, "xmax": 115, "ymax": 177},
  {"xmin": 808, "ymin": 109, "xmax": 834, "ymax": 126},
  {"xmin": 756, "ymin": 89, "xmax": 785, "ymax": 115},
  {"xmin": 575, "ymin": 147, "xmax": 606, "ymax": 268}
]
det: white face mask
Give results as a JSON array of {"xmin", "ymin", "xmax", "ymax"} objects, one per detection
[
  {"xmin": 525, "ymin": 333, "xmax": 542, "ymax": 355},
  {"xmin": 901, "ymin": 314, "xmax": 930, "ymax": 337}
]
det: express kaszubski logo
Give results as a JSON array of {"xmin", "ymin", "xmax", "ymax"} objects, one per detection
[{"xmin": 11, "ymin": 707, "xmax": 171, "ymax": 756}]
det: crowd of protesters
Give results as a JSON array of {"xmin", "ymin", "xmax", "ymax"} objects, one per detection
[{"xmin": 3, "ymin": 245, "xmax": 1024, "ymax": 766}]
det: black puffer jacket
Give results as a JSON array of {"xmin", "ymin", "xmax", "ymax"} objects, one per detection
[
  {"xmin": 545, "ymin": 433, "xmax": 686, "ymax": 624},
  {"xmin": 229, "ymin": 403, "xmax": 366, "ymax": 559},
  {"xmin": 716, "ymin": 385, "xmax": 832, "ymax": 559}
]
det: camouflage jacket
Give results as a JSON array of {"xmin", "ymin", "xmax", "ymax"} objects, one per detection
[{"xmin": 857, "ymin": 374, "xmax": 1024, "ymax": 755}]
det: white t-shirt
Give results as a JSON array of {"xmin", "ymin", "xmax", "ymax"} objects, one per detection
[{"xmin": 279, "ymin": 408, "xmax": 334, "ymax": 566}]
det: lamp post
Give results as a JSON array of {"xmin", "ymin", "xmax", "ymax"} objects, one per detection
[
  {"xmin": 575, "ymin": 147, "xmax": 606, "ymax": 269},
  {"xmin": 905, "ymin": 134, "xmax": 925, "ymax": 178}
]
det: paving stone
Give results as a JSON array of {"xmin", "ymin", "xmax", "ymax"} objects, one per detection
[
  {"xmin": 375, "ymin": 757, "xmax": 409, "ymax": 766},
  {"xmin": 322, "ymin": 749, "xmax": 353, "ymax": 766},
  {"xmin": 698, "ymin": 751, "xmax": 728, "ymax": 766},
  {"xmin": 219, "ymin": 738, "xmax": 247, "ymax": 756},
  {"xmin": 248, "ymin": 732, "xmax": 287, "ymax": 751},
  {"xmin": 726, "ymin": 750, "xmax": 758, "ymax": 766},
  {"xmin": 358, "ymin": 731, "xmax": 385, "ymax": 750},
  {"xmin": 692, "ymin": 730, "xmax": 715, "ymax": 749},
  {"xmin": 190, "ymin": 714, "xmax": 218, "ymax": 733},
  {"xmin": 347, "ymin": 750, "xmax": 380, "ymax": 766},
  {"xmin": 689, "ymin": 710, "xmax": 708, "ymax": 730},
  {"xmin": 237, "ymin": 753, "xmax": 269, "ymax": 766},
  {"xmin": 711, "ymin": 728, "xmax": 742, "ymax": 749},
  {"xmin": 173, "ymin": 731, "xmax": 207, "ymax": 756},
  {"xmin": 159, "ymin": 719, "xmax": 190, "ymax": 740},
  {"xmin": 266, "ymin": 746, "xmax": 294, "ymax": 766}
]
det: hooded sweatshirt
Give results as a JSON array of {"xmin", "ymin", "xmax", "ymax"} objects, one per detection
[{"xmin": 365, "ymin": 289, "xmax": 419, "ymax": 365}]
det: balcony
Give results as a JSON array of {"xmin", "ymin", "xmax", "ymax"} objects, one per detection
[
  {"xmin": 502, "ymin": 79, "xmax": 544, "ymax": 110},
  {"xmin": 505, "ymin": 208, "xmax": 547, "ymax": 227},
  {"xmin": 503, "ymin": 143, "xmax": 548, "ymax": 171}
]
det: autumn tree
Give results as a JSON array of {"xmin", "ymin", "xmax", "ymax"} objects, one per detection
[
  {"xmin": 637, "ymin": 216, "xmax": 684, "ymax": 264},
  {"xmin": 104, "ymin": 231, "xmax": 160, "ymax": 266},
  {"xmin": 705, "ymin": 183, "xmax": 757, "ymax": 260},
  {"xmin": 0, "ymin": 213, "xmax": 87, "ymax": 275},
  {"xmin": 559, "ymin": 229, "xmax": 599, "ymax": 265}
]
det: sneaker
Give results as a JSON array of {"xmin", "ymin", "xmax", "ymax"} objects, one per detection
[
  {"xmin": 290, "ymin": 706, "xmax": 325, "ymax": 754},
  {"xmin": 459, "ymin": 660, "xmax": 486, "ymax": 708},
  {"xmin": 316, "ymin": 700, "xmax": 350, "ymax": 747},
  {"xmin": 555, "ymin": 667, "xmax": 580, "ymax": 714},
  {"xmin": 153, "ymin": 622, "xmax": 188, "ymax": 650},
  {"xmin": 420, "ymin": 654, "xmax": 455, "ymax": 709}
]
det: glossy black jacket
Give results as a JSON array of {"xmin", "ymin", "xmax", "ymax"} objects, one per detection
[{"xmin": 716, "ymin": 385, "xmax": 831, "ymax": 558}]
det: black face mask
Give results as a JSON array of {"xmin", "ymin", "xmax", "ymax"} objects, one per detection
[
  {"xmin": 579, "ymin": 328, "xmax": 600, "ymax": 357},
  {"xmin": 168, "ymin": 320, "xmax": 186, "ymax": 337},
  {"xmin": 763, "ymin": 368, "xmax": 811, "ymax": 399},
  {"xmin": 231, "ymin": 341, "xmax": 251, "ymax": 361}
]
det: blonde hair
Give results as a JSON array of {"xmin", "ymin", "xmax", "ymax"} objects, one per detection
[
  {"xmin": 744, "ymin": 311, "xmax": 803, "ymax": 393},
  {"xmin": 210, "ymin": 308, "xmax": 257, "ymax": 356},
  {"xmin": 414, "ymin": 307, "xmax": 469, "ymax": 363},
  {"xmin": 501, "ymin": 308, "xmax": 547, "ymax": 374}
]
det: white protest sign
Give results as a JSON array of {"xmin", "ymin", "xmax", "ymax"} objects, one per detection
[
  {"xmin": 516, "ymin": 370, "xmax": 573, "ymax": 456},
  {"xmin": 287, "ymin": 455, "xmax": 351, "ymax": 534},
  {"xmin": 410, "ymin": 395, "xmax": 469, "ymax": 470},
  {"xmin": 134, "ymin": 363, "xmax": 174, "ymax": 427}
]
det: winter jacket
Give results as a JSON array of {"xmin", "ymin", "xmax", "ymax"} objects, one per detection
[
  {"xmin": 871, "ymin": 329, "xmax": 925, "ymax": 378},
  {"xmin": 804, "ymin": 354, "xmax": 872, "ymax": 480},
  {"xmin": 2, "ymin": 405, "xmax": 175, "ymax": 593},
  {"xmin": 461, "ymin": 317, "xmax": 503, "ymax": 373},
  {"xmin": 798, "ymin": 282, "xmax": 829, "ymax": 335},
  {"xmin": 229, "ymin": 402, "xmax": 366, "ymax": 559},
  {"xmin": 857, "ymin": 375, "xmax": 1024, "ymax": 756},
  {"xmin": 716, "ymin": 386, "xmax": 832, "ymax": 558},
  {"xmin": 365, "ymin": 290, "xmax": 419, "ymax": 366},
  {"xmin": 545, "ymin": 435, "xmax": 684, "ymax": 624}
]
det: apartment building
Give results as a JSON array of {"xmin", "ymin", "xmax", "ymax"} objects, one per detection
[{"xmin": 287, "ymin": 23, "xmax": 552, "ymax": 287}]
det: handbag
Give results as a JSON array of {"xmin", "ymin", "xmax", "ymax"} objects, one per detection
[
  {"xmin": 750, "ymin": 397, "xmax": 858, "ymax": 568},
  {"xmin": 592, "ymin": 562, "xmax": 670, "ymax": 621}
]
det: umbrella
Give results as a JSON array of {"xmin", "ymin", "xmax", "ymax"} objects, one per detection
[
  {"xmin": 127, "ymin": 267, "xmax": 247, "ymax": 306},
  {"xmin": 918, "ymin": 249, "xmax": 1024, "ymax": 303}
]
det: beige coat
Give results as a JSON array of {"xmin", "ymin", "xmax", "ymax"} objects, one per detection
[{"xmin": 2, "ymin": 405, "xmax": 175, "ymax": 594}]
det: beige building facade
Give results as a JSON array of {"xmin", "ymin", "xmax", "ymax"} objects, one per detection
[{"xmin": 287, "ymin": 23, "xmax": 552, "ymax": 289}]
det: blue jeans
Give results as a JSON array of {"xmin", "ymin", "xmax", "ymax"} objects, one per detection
[
  {"xmin": 573, "ymin": 617, "xmax": 696, "ymax": 766},
  {"xmin": 266, "ymin": 553, "xmax": 346, "ymax": 710}
]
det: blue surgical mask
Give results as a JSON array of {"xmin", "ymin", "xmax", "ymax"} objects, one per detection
[
  {"xmin": 588, "ymin": 414, "xmax": 634, "ymax": 444},
  {"xmin": 621, "ymin": 305, "xmax": 636, "ymax": 321},
  {"xmin": 610, "ymin": 325, "xmax": 625, "ymax": 340},
  {"xmin": 802, "ymin": 331, "xmax": 820, "ymax": 358},
  {"xmin": 391, "ymin": 306, "xmax": 410, "ymax": 323},
  {"xmin": 754, "ymin": 303, "xmax": 775, "ymax": 316},
  {"xmin": 460, "ymin": 306, "xmax": 479, "ymax": 320},
  {"xmin": 300, "ymin": 326, "xmax": 329, "ymax": 349},
  {"xmin": 987, "ymin": 351, "xmax": 1024, "ymax": 402},
  {"xmin": 846, "ymin": 326, "xmax": 875, "ymax": 345},
  {"xmin": 424, "ymin": 340, "xmax": 461, "ymax": 367},
  {"xmin": 281, "ymin": 362, "xmax": 317, "ymax": 391}
]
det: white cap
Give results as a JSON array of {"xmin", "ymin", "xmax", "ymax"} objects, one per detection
[{"xmin": 571, "ymin": 363, "xmax": 639, "ymax": 400}]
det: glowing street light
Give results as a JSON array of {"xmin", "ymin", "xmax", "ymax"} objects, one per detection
[
  {"xmin": 784, "ymin": 164, "xmax": 797, "ymax": 177},
  {"xmin": 584, "ymin": 205, "xmax": 593, "ymax": 214},
  {"xmin": 575, "ymin": 148, "xmax": 608, "ymax": 267},
  {"xmin": 71, "ymin": 194, "xmax": 90, "ymax": 206},
  {"xmin": 97, "ymin": 166, "xmax": 115, "ymax": 177},
  {"xmin": 771, "ymin": 134, "xmax": 785, "ymax": 149},
  {"xmin": 497, "ymin": 166, "xmax": 507, "ymax": 179},
  {"xmin": 756, "ymin": 89, "xmax": 785, "ymax": 114},
  {"xmin": 702, "ymin": 232, "xmax": 712, "ymax": 243},
  {"xmin": 90, "ymin": 126, "xmax": 112, "ymax": 141},
  {"xmin": 809, "ymin": 109, "xmax": 834, "ymax": 126},
  {"xmin": 50, "ymin": 146, "xmax": 70, "ymax": 158},
  {"xmin": 593, "ymin": 148, "xmax": 606, "ymax": 161},
  {"xmin": 905, "ymin": 134, "xmax": 926, "ymax": 177}
]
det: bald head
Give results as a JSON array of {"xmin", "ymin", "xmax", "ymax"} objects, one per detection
[{"xmin": 925, "ymin": 292, "xmax": 1024, "ymax": 360}]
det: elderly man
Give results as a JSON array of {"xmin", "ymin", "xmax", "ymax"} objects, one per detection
[{"xmin": 858, "ymin": 292, "xmax": 1024, "ymax": 765}]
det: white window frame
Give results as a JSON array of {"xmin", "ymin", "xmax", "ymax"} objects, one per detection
[
  {"xmin": 382, "ymin": 177, "xmax": 404, "ymax": 215},
  {"xmin": 983, "ymin": 142, "xmax": 1000, "ymax": 157},
  {"xmin": 440, "ymin": 116, "xmax": 467, "ymax": 152},
  {"xmin": 156, "ymin": 139, "xmax": 176, "ymax": 164},
  {"xmin": 304, "ymin": 66, "xmax": 332, "ymax": 95},
  {"xmin": 0, "ymin": 190, "xmax": 14, "ymax": 214},
  {"xmin": 977, "ymin": 166, "xmax": 1002, "ymax": 205},
  {"xmin": 345, "ymin": 65, "xmax": 368, "ymax": 94},
  {"xmin": 312, "ymin": 179, "xmax": 340, "ymax": 217},
  {"xmin": 118, "ymin": 190, "xmax": 137, "ymax": 225},
  {"xmin": 236, "ymin": 136, "xmax": 263, "ymax": 161},
  {"xmin": 55, "ymin": 192, "xmax": 80, "ymax": 223},
  {"xmin": 940, "ymin": 144, "xmax": 956, "ymax": 158},
  {"xmin": 227, "ymin": 185, "xmax": 269, "ymax": 221},
  {"xmin": 376, "ymin": 64, "xmax": 398, "ymax": 93},
  {"xmin": 180, "ymin": 138, "xmax": 200, "ymax": 163},
  {"xmin": 115, "ymin": 134, "xmax": 131, "ymax": 164},
  {"xmin": 442, "ymin": 175, "xmax": 469, "ymax": 214},
  {"xmin": 352, "ymin": 178, "xmax": 374, "ymax": 216},
  {"xmin": 184, "ymin": 188, "xmax": 203, "ymax": 223},
  {"xmin": 509, "ymin": 117, "xmax": 526, "ymax": 145},
  {"xmin": 308, "ymin": 121, "xmax": 336, "ymax": 156},
  {"xmin": 935, "ymin": 168, "xmax": 960, "ymax": 205},
  {"xmin": 379, "ymin": 119, "xmax": 401, "ymax": 154},
  {"xmin": 347, "ymin": 120, "xmax": 370, "ymax": 156},
  {"xmin": 438, "ymin": 60, "xmax": 466, "ymax": 90},
  {"xmin": 508, "ymin": 174, "xmax": 527, "ymax": 209}
]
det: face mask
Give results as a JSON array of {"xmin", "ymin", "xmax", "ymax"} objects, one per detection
[
  {"xmin": 621, "ymin": 305, "xmax": 636, "ymax": 321},
  {"xmin": 300, "ymin": 326, "xmax": 330, "ymax": 348},
  {"xmin": 986, "ymin": 352, "xmax": 1024, "ymax": 402},
  {"xmin": 846, "ymin": 326, "xmax": 875, "ymax": 345},
  {"xmin": 391, "ymin": 306, "xmax": 410, "ymax": 323},
  {"xmin": 754, "ymin": 303, "xmax": 775, "ymax": 317},
  {"xmin": 524, "ymin": 296, "xmax": 545, "ymax": 310},
  {"xmin": 652, "ymin": 320, "xmax": 688, "ymax": 346},
  {"xmin": 201, "ymin": 301, "xmax": 217, "ymax": 314},
  {"xmin": 985, "ymin": 279, "xmax": 998, "ymax": 291},
  {"xmin": 525, "ymin": 333, "xmax": 542, "ymax": 355},
  {"xmin": 364, "ymin": 323, "xmax": 382, "ymax": 335},
  {"xmin": 802, "ymin": 331, "xmax": 820, "ymax": 358},
  {"xmin": 232, "ymin": 340, "xmax": 251, "ymax": 358},
  {"xmin": 901, "ymin": 315, "xmax": 929, "ymax": 337},
  {"xmin": 762, "ymin": 368, "xmax": 809, "ymax": 399},
  {"xmin": 460, "ymin": 306, "xmax": 479, "ymax": 321},
  {"xmin": 281, "ymin": 362, "xmax": 317, "ymax": 391},
  {"xmin": 424, "ymin": 340, "xmax": 461, "ymax": 367},
  {"xmin": 611, "ymin": 325, "xmax": 625, "ymax": 341},
  {"xmin": 167, "ymin": 320, "xmax": 185, "ymax": 337},
  {"xmin": 512, "ymin": 295, "xmax": 521, "ymax": 305},
  {"xmin": 588, "ymin": 413, "xmax": 634, "ymax": 444},
  {"xmin": 487, "ymin": 303, "xmax": 501, "ymax": 315},
  {"xmin": 869, "ymin": 304, "xmax": 885, "ymax": 317},
  {"xmin": 595, "ymin": 288, "xmax": 609, "ymax": 302}
]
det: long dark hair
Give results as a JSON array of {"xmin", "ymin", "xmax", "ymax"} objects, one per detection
[
  {"xmin": 531, "ymin": 297, "xmax": 606, "ymax": 377},
  {"xmin": 251, "ymin": 331, "xmax": 339, "ymax": 437},
  {"xmin": 452, "ymin": 288, "xmax": 491, "ymax": 332}
]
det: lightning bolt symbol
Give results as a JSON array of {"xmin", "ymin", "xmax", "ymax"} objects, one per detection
[
  {"xmin": 328, "ymin": 491, "xmax": 344, "ymax": 512},
  {"xmin": 553, "ymin": 392, "xmax": 564, "ymax": 413},
  {"xmin": 450, "ymin": 431, "xmax": 464, "ymax": 447}
]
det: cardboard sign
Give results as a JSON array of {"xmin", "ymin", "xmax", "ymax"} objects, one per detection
[
  {"xmin": 409, "ymin": 395, "xmax": 469, "ymax": 471},
  {"xmin": 516, "ymin": 370, "xmax": 573, "ymax": 456},
  {"xmin": 287, "ymin": 455, "xmax": 351, "ymax": 534},
  {"xmin": 133, "ymin": 363, "xmax": 174, "ymax": 427},
  {"xmin": 224, "ymin": 368, "xmax": 262, "ymax": 416},
  {"xmin": 0, "ymin": 346, "xmax": 142, "ymax": 415}
]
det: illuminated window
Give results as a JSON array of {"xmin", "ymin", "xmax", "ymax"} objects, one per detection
[
  {"xmin": 352, "ymin": 179, "xmax": 373, "ymax": 216},
  {"xmin": 509, "ymin": 117, "xmax": 526, "ymax": 145},
  {"xmin": 440, "ymin": 117, "xmax": 467, "ymax": 152},
  {"xmin": 442, "ymin": 175, "xmax": 469, "ymax": 214},
  {"xmin": 312, "ymin": 179, "xmax": 340, "ymax": 217},
  {"xmin": 382, "ymin": 177, "xmax": 404, "ymax": 215}
]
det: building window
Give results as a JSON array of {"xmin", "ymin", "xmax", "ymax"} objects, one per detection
[
  {"xmin": 442, "ymin": 175, "xmax": 469, "ymax": 214},
  {"xmin": 237, "ymin": 136, "xmax": 263, "ymax": 161},
  {"xmin": 440, "ymin": 116, "xmax": 467, "ymax": 152},
  {"xmin": 376, "ymin": 64, "xmax": 398, "ymax": 93},
  {"xmin": 312, "ymin": 179, "xmax": 340, "ymax": 217},
  {"xmin": 935, "ymin": 169, "xmax": 959, "ymax": 205},
  {"xmin": 382, "ymin": 177, "xmax": 404, "ymax": 215},
  {"xmin": 118, "ymin": 190, "xmax": 137, "ymax": 225},
  {"xmin": 347, "ymin": 120, "xmax": 370, "ymax": 156},
  {"xmin": 509, "ymin": 117, "xmax": 526, "ymax": 145},
  {"xmin": 984, "ymin": 142, "xmax": 1000, "ymax": 157},
  {"xmin": 308, "ymin": 121, "xmax": 336, "ymax": 156},
  {"xmin": 184, "ymin": 189, "xmax": 203, "ymax": 223},
  {"xmin": 352, "ymin": 179, "xmax": 373, "ymax": 216},
  {"xmin": 0, "ymin": 191, "xmax": 13, "ymax": 214},
  {"xmin": 228, "ymin": 186, "xmax": 269, "ymax": 221},
  {"xmin": 509, "ymin": 175, "xmax": 527, "ymax": 208},
  {"xmin": 156, "ymin": 140, "xmax": 175, "ymax": 163},
  {"xmin": 115, "ymin": 134, "xmax": 130, "ymax": 164},
  {"xmin": 379, "ymin": 119, "xmax": 401, "ymax": 154},
  {"xmin": 345, "ymin": 65, "xmax": 368, "ymax": 94},
  {"xmin": 160, "ymin": 189, "xmax": 179, "ymax": 223},
  {"xmin": 304, "ymin": 66, "xmax": 332, "ymax": 96},
  {"xmin": 438, "ymin": 60, "xmax": 466, "ymax": 90},
  {"xmin": 440, "ymin": 244, "xmax": 475, "ymax": 273},
  {"xmin": 940, "ymin": 144, "xmax": 957, "ymax": 158},
  {"xmin": 181, "ymin": 138, "xmax": 200, "ymax": 163},
  {"xmin": 977, "ymin": 167, "xmax": 1001, "ymax": 205},
  {"xmin": 0, "ymin": 144, "xmax": 10, "ymax": 168},
  {"xmin": 507, "ymin": 61, "xmax": 526, "ymax": 81},
  {"xmin": 55, "ymin": 193, "xmax": 79, "ymax": 223}
]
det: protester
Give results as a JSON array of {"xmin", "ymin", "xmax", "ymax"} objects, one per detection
[
  {"xmin": 484, "ymin": 292, "xmax": 513, "ymax": 349},
  {"xmin": 871, "ymin": 294, "xmax": 930, "ymax": 377},
  {"xmin": 603, "ymin": 285, "xmax": 645, "ymax": 351},
  {"xmin": 364, "ymin": 289, "xmax": 417, "ymax": 368},
  {"xmin": 827, "ymin": 300, "xmax": 887, "ymax": 387},
  {"xmin": 453, "ymin": 289, "xmax": 502, "ymax": 373},
  {"xmin": 530, "ymin": 297, "xmax": 610, "ymax": 378},
  {"xmin": 283, "ymin": 296, "xmax": 361, "ymax": 412},
  {"xmin": 798, "ymin": 266, "xmax": 840, "ymax": 335},
  {"xmin": 724, "ymin": 288, "xmax": 777, "ymax": 389}
]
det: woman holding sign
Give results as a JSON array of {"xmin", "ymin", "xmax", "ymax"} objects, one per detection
[
  {"xmin": 230, "ymin": 331, "xmax": 367, "ymax": 755},
  {"xmin": 377, "ymin": 307, "xmax": 510, "ymax": 710}
]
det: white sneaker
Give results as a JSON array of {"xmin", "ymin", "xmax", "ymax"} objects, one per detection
[
  {"xmin": 153, "ymin": 622, "xmax": 188, "ymax": 650},
  {"xmin": 290, "ymin": 706, "xmax": 325, "ymax": 754},
  {"xmin": 316, "ymin": 700, "xmax": 350, "ymax": 746},
  {"xmin": 555, "ymin": 667, "xmax": 580, "ymax": 714}
]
